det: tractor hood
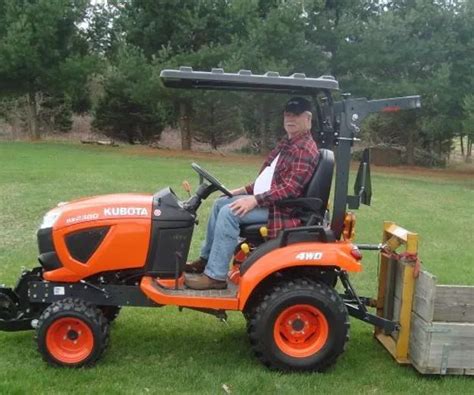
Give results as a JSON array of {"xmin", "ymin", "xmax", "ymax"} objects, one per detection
[{"xmin": 41, "ymin": 194, "xmax": 153, "ymax": 230}]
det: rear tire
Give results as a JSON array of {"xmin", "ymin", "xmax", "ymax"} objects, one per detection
[
  {"xmin": 36, "ymin": 298, "xmax": 109, "ymax": 367},
  {"xmin": 248, "ymin": 279, "xmax": 349, "ymax": 372}
]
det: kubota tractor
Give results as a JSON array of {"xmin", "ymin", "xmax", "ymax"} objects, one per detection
[{"xmin": 0, "ymin": 68, "xmax": 421, "ymax": 371}]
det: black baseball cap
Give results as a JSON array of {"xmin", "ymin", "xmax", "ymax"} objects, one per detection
[{"xmin": 284, "ymin": 97, "xmax": 312, "ymax": 114}]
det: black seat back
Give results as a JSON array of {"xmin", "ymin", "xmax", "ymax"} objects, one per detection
[
  {"xmin": 294, "ymin": 148, "xmax": 335, "ymax": 226},
  {"xmin": 304, "ymin": 148, "xmax": 334, "ymax": 209}
]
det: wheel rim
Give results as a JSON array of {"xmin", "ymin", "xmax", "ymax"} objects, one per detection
[
  {"xmin": 273, "ymin": 304, "xmax": 329, "ymax": 358},
  {"xmin": 46, "ymin": 317, "xmax": 94, "ymax": 364}
]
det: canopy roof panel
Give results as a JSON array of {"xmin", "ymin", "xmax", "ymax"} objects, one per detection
[{"xmin": 160, "ymin": 67, "xmax": 339, "ymax": 94}]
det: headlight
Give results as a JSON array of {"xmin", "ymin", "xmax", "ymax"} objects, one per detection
[{"xmin": 40, "ymin": 211, "xmax": 60, "ymax": 229}]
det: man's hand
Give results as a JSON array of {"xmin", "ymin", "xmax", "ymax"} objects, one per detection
[
  {"xmin": 229, "ymin": 187, "xmax": 247, "ymax": 196},
  {"xmin": 229, "ymin": 196, "xmax": 258, "ymax": 217}
]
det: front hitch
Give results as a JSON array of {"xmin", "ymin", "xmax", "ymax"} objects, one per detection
[
  {"xmin": 0, "ymin": 268, "xmax": 45, "ymax": 332},
  {"xmin": 0, "ymin": 286, "xmax": 34, "ymax": 331},
  {"xmin": 0, "ymin": 288, "xmax": 18, "ymax": 320}
]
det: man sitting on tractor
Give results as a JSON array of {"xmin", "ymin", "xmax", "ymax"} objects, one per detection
[{"xmin": 185, "ymin": 97, "xmax": 319, "ymax": 290}]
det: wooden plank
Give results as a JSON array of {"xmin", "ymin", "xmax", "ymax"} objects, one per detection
[
  {"xmin": 391, "ymin": 262, "xmax": 413, "ymax": 341},
  {"xmin": 410, "ymin": 363, "xmax": 467, "ymax": 375},
  {"xmin": 445, "ymin": 368, "xmax": 467, "ymax": 375},
  {"xmin": 392, "ymin": 295, "xmax": 401, "ymax": 341},
  {"xmin": 434, "ymin": 304, "xmax": 474, "ymax": 323},
  {"xmin": 378, "ymin": 221, "xmax": 396, "ymax": 325},
  {"xmin": 392, "ymin": 260, "xmax": 408, "ymax": 324},
  {"xmin": 384, "ymin": 222, "xmax": 411, "ymax": 245},
  {"xmin": 412, "ymin": 364, "xmax": 467, "ymax": 375},
  {"xmin": 411, "ymin": 361, "xmax": 440, "ymax": 375},
  {"xmin": 464, "ymin": 369, "xmax": 474, "ymax": 376},
  {"xmin": 396, "ymin": 262, "xmax": 416, "ymax": 360},
  {"xmin": 383, "ymin": 258, "xmax": 397, "ymax": 320},
  {"xmin": 409, "ymin": 313, "xmax": 432, "ymax": 370},
  {"xmin": 376, "ymin": 223, "xmax": 393, "ymax": 334},
  {"xmin": 425, "ymin": 343, "xmax": 474, "ymax": 371},
  {"xmin": 413, "ymin": 270, "xmax": 437, "ymax": 322},
  {"xmin": 375, "ymin": 332, "xmax": 410, "ymax": 364},
  {"xmin": 410, "ymin": 315, "xmax": 474, "ymax": 372},
  {"xmin": 393, "ymin": 259, "xmax": 404, "ymax": 301},
  {"xmin": 406, "ymin": 232, "xmax": 419, "ymax": 255},
  {"xmin": 435, "ymin": 285, "xmax": 474, "ymax": 300},
  {"xmin": 392, "ymin": 296, "xmax": 401, "ymax": 323},
  {"xmin": 430, "ymin": 322, "xmax": 474, "ymax": 353},
  {"xmin": 376, "ymin": 332, "xmax": 397, "ymax": 358},
  {"xmin": 391, "ymin": 257, "xmax": 404, "ymax": 324},
  {"xmin": 375, "ymin": 253, "xmax": 390, "ymax": 332},
  {"xmin": 434, "ymin": 285, "xmax": 474, "ymax": 323}
]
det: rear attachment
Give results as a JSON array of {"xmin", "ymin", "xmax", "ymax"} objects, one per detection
[{"xmin": 338, "ymin": 270, "xmax": 399, "ymax": 334}]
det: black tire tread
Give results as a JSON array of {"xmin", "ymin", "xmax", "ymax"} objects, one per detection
[
  {"xmin": 100, "ymin": 305, "xmax": 121, "ymax": 322},
  {"xmin": 248, "ymin": 278, "xmax": 350, "ymax": 372},
  {"xmin": 36, "ymin": 297, "xmax": 109, "ymax": 367}
]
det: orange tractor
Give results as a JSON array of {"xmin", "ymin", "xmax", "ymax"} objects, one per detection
[{"xmin": 0, "ymin": 68, "xmax": 421, "ymax": 370}]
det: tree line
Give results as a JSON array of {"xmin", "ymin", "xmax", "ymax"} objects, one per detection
[{"xmin": 0, "ymin": 0, "xmax": 472, "ymax": 165}]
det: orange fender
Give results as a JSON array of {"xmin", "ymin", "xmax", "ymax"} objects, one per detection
[{"xmin": 238, "ymin": 241, "xmax": 361, "ymax": 309}]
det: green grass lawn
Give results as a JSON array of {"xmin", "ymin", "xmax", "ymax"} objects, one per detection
[{"xmin": 0, "ymin": 142, "xmax": 473, "ymax": 394}]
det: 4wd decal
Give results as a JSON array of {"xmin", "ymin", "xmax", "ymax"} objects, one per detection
[
  {"xmin": 295, "ymin": 252, "xmax": 323, "ymax": 260},
  {"xmin": 103, "ymin": 207, "xmax": 149, "ymax": 216}
]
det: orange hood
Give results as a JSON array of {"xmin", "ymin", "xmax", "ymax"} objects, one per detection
[{"xmin": 49, "ymin": 194, "xmax": 153, "ymax": 230}]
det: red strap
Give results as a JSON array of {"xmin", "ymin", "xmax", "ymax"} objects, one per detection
[
  {"xmin": 381, "ymin": 248, "xmax": 421, "ymax": 278},
  {"xmin": 398, "ymin": 252, "xmax": 421, "ymax": 278}
]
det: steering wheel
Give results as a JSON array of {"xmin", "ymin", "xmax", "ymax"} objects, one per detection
[{"xmin": 191, "ymin": 163, "xmax": 233, "ymax": 197}]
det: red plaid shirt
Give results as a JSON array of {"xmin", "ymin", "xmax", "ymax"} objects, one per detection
[{"xmin": 245, "ymin": 130, "xmax": 319, "ymax": 238}]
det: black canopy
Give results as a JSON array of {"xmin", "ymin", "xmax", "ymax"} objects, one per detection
[{"xmin": 160, "ymin": 67, "xmax": 339, "ymax": 94}]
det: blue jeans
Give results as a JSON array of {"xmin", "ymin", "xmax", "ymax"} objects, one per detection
[{"xmin": 200, "ymin": 195, "xmax": 269, "ymax": 281}]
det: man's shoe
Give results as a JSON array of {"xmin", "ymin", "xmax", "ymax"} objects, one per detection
[
  {"xmin": 184, "ymin": 257, "xmax": 207, "ymax": 274},
  {"xmin": 185, "ymin": 273, "xmax": 227, "ymax": 290}
]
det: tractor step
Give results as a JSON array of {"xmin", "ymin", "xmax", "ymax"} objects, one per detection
[
  {"xmin": 156, "ymin": 281, "xmax": 238, "ymax": 298},
  {"xmin": 140, "ymin": 276, "xmax": 239, "ymax": 310}
]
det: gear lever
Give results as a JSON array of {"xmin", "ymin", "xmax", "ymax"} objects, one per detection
[{"xmin": 182, "ymin": 180, "xmax": 192, "ymax": 197}]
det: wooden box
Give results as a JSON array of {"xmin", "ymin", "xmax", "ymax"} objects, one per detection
[{"xmin": 409, "ymin": 270, "xmax": 474, "ymax": 375}]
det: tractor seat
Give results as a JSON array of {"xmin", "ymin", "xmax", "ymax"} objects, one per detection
[{"xmin": 240, "ymin": 148, "xmax": 335, "ymax": 244}]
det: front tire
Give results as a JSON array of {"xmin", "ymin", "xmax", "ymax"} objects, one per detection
[
  {"xmin": 100, "ymin": 306, "xmax": 121, "ymax": 323},
  {"xmin": 36, "ymin": 298, "xmax": 109, "ymax": 367},
  {"xmin": 248, "ymin": 279, "xmax": 349, "ymax": 372}
]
